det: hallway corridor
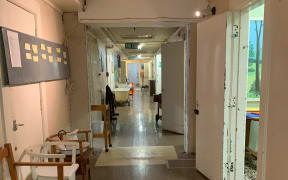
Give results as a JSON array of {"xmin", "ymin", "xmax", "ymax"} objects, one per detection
[
  {"xmin": 111, "ymin": 89, "xmax": 184, "ymax": 147},
  {"xmin": 88, "ymin": 89, "xmax": 207, "ymax": 180}
]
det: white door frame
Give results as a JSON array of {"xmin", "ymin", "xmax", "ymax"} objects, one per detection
[
  {"xmin": 236, "ymin": 1, "xmax": 269, "ymax": 180},
  {"xmin": 231, "ymin": 1, "xmax": 268, "ymax": 180},
  {"xmin": 85, "ymin": 22, "xmax": 195, "ymax": 153}
]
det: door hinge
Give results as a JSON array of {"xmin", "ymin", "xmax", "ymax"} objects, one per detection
[
  {"xmin": 225, "ymin": 162, "xmax": 234, "ymax": 173},
  {"xmin": 232, "ymin": 25, "xmax": 239, "ymax": 38},
  {"xmin": 230, "ymin": 162, "xmax": 234, "ymax": 173},
  {"xmin": 227, "ymin": 96, "xmax": 237, "ymax": 108}
]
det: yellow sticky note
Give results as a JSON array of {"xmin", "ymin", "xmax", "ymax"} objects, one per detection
[
  {"xmin": 57, "ymin": 57, "xmax": 61, "ymax": 62},
  {"xmin": 63, "ymin": 52, "xmax": 67, "ymax": 59},
  {"xmin": 32, "ymin": 44, "xmax": 38, "ymax": 54},
  {"xmin": 64, "ymin": 61, "xmax": 68, "ymax": 65},
  {"xmin": 41, "ymin": 43, "xmax": 46, "ymax": 50},
  {"xmin": 48, "ymin": 56, "xmax": 53, "ymax": 63},
  {"xmin": 56, "ymin": 48, "xmax": 61, "ymax": 53},
  {"xmin": 26, "ymin": 53, "xmax": 32, "ymax": 60},
  {"xmin": 41, "ymin": 54, "xmax": 47, "ymax": 60},
  {"xmin": 24, "ymin": 43, "xmax": 31, "ymax": 51},
  {"xmin": 47, "ymin": 46, "xmax": 52, "ymax": 54},
  {"xmin": 33, "ymin": 56, "xmax": 38, "ymax": 62}
]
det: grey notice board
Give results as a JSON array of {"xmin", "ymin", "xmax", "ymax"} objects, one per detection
[{"xmin": 0, "ymin": 27, "xmax": 70, "ymax": 86}]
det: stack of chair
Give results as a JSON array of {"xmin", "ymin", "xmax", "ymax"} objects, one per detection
[
  {"xmin": 0, "ymin": 143, "xmax": 74, "ymax": 180},
  {"xmin": 46, "ymin": 130, "xmax": 93, "ymax": 180}
]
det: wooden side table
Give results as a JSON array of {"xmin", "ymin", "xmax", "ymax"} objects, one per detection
[{"xmin": 91, "ymin": 105, "xmax": 112, "ymax": 152}]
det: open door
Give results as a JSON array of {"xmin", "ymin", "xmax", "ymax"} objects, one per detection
[
  {"xmin": 161, "ymin": 41, "xmax": 185, "ymax": 134},
  {"xmin": 127, "ymin": 63, "xmax": 139, "ymax": 85},
  {"xmin": 196, "ymin": 13, "xmax": 234, "ymax": 179}
]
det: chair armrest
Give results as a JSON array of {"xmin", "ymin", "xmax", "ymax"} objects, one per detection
[
  {"xmin": 25, "ymin": 152, "xmax": 65, "ymax": 159},
  {"xmin": 45, "ymin": 141, "xmax": 78, "ymax": 146},
  {"xmin": 14, "ymin": 162, "xmax": 72, "ymax": 166},
  {"xmin": 44, "ymin": 141, "xmax": 78, "ymax": 163},
  {"xmin": 77, "ymin": 130, "xmax": 91, "ymax": 134},
  {"xmin": 77, "ymin": 130, "xmax": 91, "ymax": 142},
  {"xmin": 14, "ymin": 162, "xmax": 72, "ymax": 180}
]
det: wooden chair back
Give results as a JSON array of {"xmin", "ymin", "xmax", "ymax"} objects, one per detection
[
  {"xmin": 0, "ymin": 143, "xmax": 72, "ymax": 180},
  {"xmin": 0, "ymin": 144, "xmax": 18, "ymax": 180},
  {"xmin": 46, "ymin": 130, "xmax": 91, "ymax": 157},
  {"xmin": 46, "ymin": 130, "xmax": 93, "ymax": 180}
]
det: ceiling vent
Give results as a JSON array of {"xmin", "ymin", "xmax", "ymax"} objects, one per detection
[{"xmin": 121, "ymin": 35, "xmax": 153, "ymax": 40}]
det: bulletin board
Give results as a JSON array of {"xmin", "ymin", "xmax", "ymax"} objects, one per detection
[{"xmin": 0, "ymin": 27, "xmax": 70, "ymax": 86}]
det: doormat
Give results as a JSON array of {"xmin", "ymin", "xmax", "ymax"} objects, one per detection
[
  {"xmin": 95, "ymin": 146, "xmax": 177, "ymax": 167},
  {"xmin": 167, "ymin": 159, "xmax": 196, "ymax": 169}
]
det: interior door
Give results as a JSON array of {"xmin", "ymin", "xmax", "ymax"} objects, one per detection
[
  {"xmin": 127, "ymin": 63, "xmax": 139, "ymax": 85},
  {"xmin": 0, "ymin": 3, "xmax": 43, "ymax": 179},
  {"xmin": 2, "ymin": 85, "xmax": 43, "ymax": 178},
  {"xmin": 161, "ymin": 41, "xmax": 185, "ymax": 134},
  {"xmin": 196, "ymin": 13, "xmax": 232, "ymax": 180}
]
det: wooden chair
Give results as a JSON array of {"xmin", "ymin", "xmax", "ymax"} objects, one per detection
[
  {"xmin": 24, "ymin": 142, "xmax": 79, "ymax": 180},
  {"xmin": 0, "ymin": 143, "xmax": 72, "ymax": 180},
  {"xmin": 91, "ymin": 105, "xmax": 112, "ymax": 152},
  {"xmin": 153, "ymin": 94, "xmax": 162, "ymax": 125},
  {"xmin": 47, "ymin": 130, "xmax": 93, "ymax": 180}
]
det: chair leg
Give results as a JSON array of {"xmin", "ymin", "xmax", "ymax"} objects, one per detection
[
  {"xmin": 104, "ymin": 133, "xmax": 109, "ymax": 152},
  {"xmin": 88, "ymin": 167, "xmax": 91, "ymax": 180},
  {"xmin": 108, "ymin": 132, "xmax": 112, "ymax": 147},
  {"xmin": 81, "ymin": 161, "xmax": 86, "ymax": 180}
]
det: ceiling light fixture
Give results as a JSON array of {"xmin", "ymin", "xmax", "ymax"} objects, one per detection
[
  {"xmin": 195, "ymin": 10, "xmax": 201, "ymax": 17},
  {"xmin": 138, "ymin": 44, "xmax": 143, "ymax": 50}
]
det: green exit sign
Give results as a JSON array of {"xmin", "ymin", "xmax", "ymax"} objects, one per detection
[{"xmin": 125, "ymin": 43, "xmax": 139, "ymax": 49}]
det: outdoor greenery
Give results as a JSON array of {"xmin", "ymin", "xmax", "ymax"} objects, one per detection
[
  {"xmin": 248, "ymin": 60, "xmax": 262, "ymax": 98},
  {"xmin": 247, "ymin": 20, "xmax": 263, "ymax": 98}
]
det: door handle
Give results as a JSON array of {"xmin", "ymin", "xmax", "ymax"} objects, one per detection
[
  {"xmin": 194, "ymin": 109, "xmax": 199, "ymax": 115},
  {"xmin": 13, "ymin": 120, "xmax": 24, "ymax": 131}
]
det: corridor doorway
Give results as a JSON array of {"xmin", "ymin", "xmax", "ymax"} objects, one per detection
[
  {"xmin": 238, "ymin": 3, "xmax": 265, "ymax": 180},
  {"xmin": 127, "ymin": 63, "xmax": 139, "ymax": 86},
  {"xmin": 85, "ymin": 25, "xmax": 197, "ymax": 179}
]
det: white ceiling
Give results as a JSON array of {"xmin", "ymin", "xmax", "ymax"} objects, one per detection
[
  {"xmin": 100, "ymin": 27, "xmax": 181, "ymax": 59},
  {"xmin": 46, "ymin": 0, "xmax": 83, "ymax": 12}
]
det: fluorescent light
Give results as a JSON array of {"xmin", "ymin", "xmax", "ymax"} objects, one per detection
[
  {"xmin": 137, "ymin": 54, "xmax": 142, "ymax": 59},
  {"xmin": 195, "ymin": 10, "xmax": 201, "ymax": 17},
  {"xmin": 138, "ymin": 44, "xmax": 143, "ymax": 50}
]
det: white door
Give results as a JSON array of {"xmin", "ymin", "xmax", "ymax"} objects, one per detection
[
  {"xmin": 196, "ymin": 13, "xmax": 234, "ymax": 179},
  {"xmin": 127, "ymin": 63, "xmax": 139, "ymax": 85},
  {"xmin": 2, "ymin": 85, "xmax": 43, "ymax": 178},
  {"xmin": 0, "ymin": 3, "xmax": 44, "ymax": 179},
  {"xmin": 161, "ymin": 41, "xmax": 185, "ymax": 134}
]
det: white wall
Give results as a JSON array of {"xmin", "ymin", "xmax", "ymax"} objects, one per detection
[
  {"xmin": 257, "ymin": 0, "xmax": 288, "ymax": 179},
  {"xmin": 187, "ymin": 24, "xmax": 197, "ymax": 153},
  {"xmin": 120, "ymin": 61, "xmax": 127, "ymax": 83},
  {"xmin": 87, "ymin": 34, "xmax": 105, "ymax": 128},
  {"xmin": 79, "ymin": 0, "xmax": 208, "ymax": 23},
  {"xmin": 63, "ymin": 13, "xmax": 89, "ymax": 130},
  {"xmin": 210, "ymin": 0, "xmax": 251, "ymax": 13},
  {"xmin": 107, "ymin": 49, "xmax": 115, "ymax": 89},
  {"xmin": 64, "ymin": 13, "xmax": 120, "ymax": 133},
  {"xmin": 0, "ymin": 0, "xmax": 70, "ymax": 179},
  {"xmin": 155, "ymin": 52, "xmax": 162, "ymax": 94},
  {"xmin": 0, "ymin": 0, "xmax": 70, "ymax": 146}
]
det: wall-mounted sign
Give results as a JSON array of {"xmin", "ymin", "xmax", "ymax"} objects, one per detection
[
  {"xmin": 0, "ymin": 27, "xmax": 70, "ymax": 86},
  {"xmin": 125, "ymin": 43, "xmax": 139, "ymax": 49}
]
